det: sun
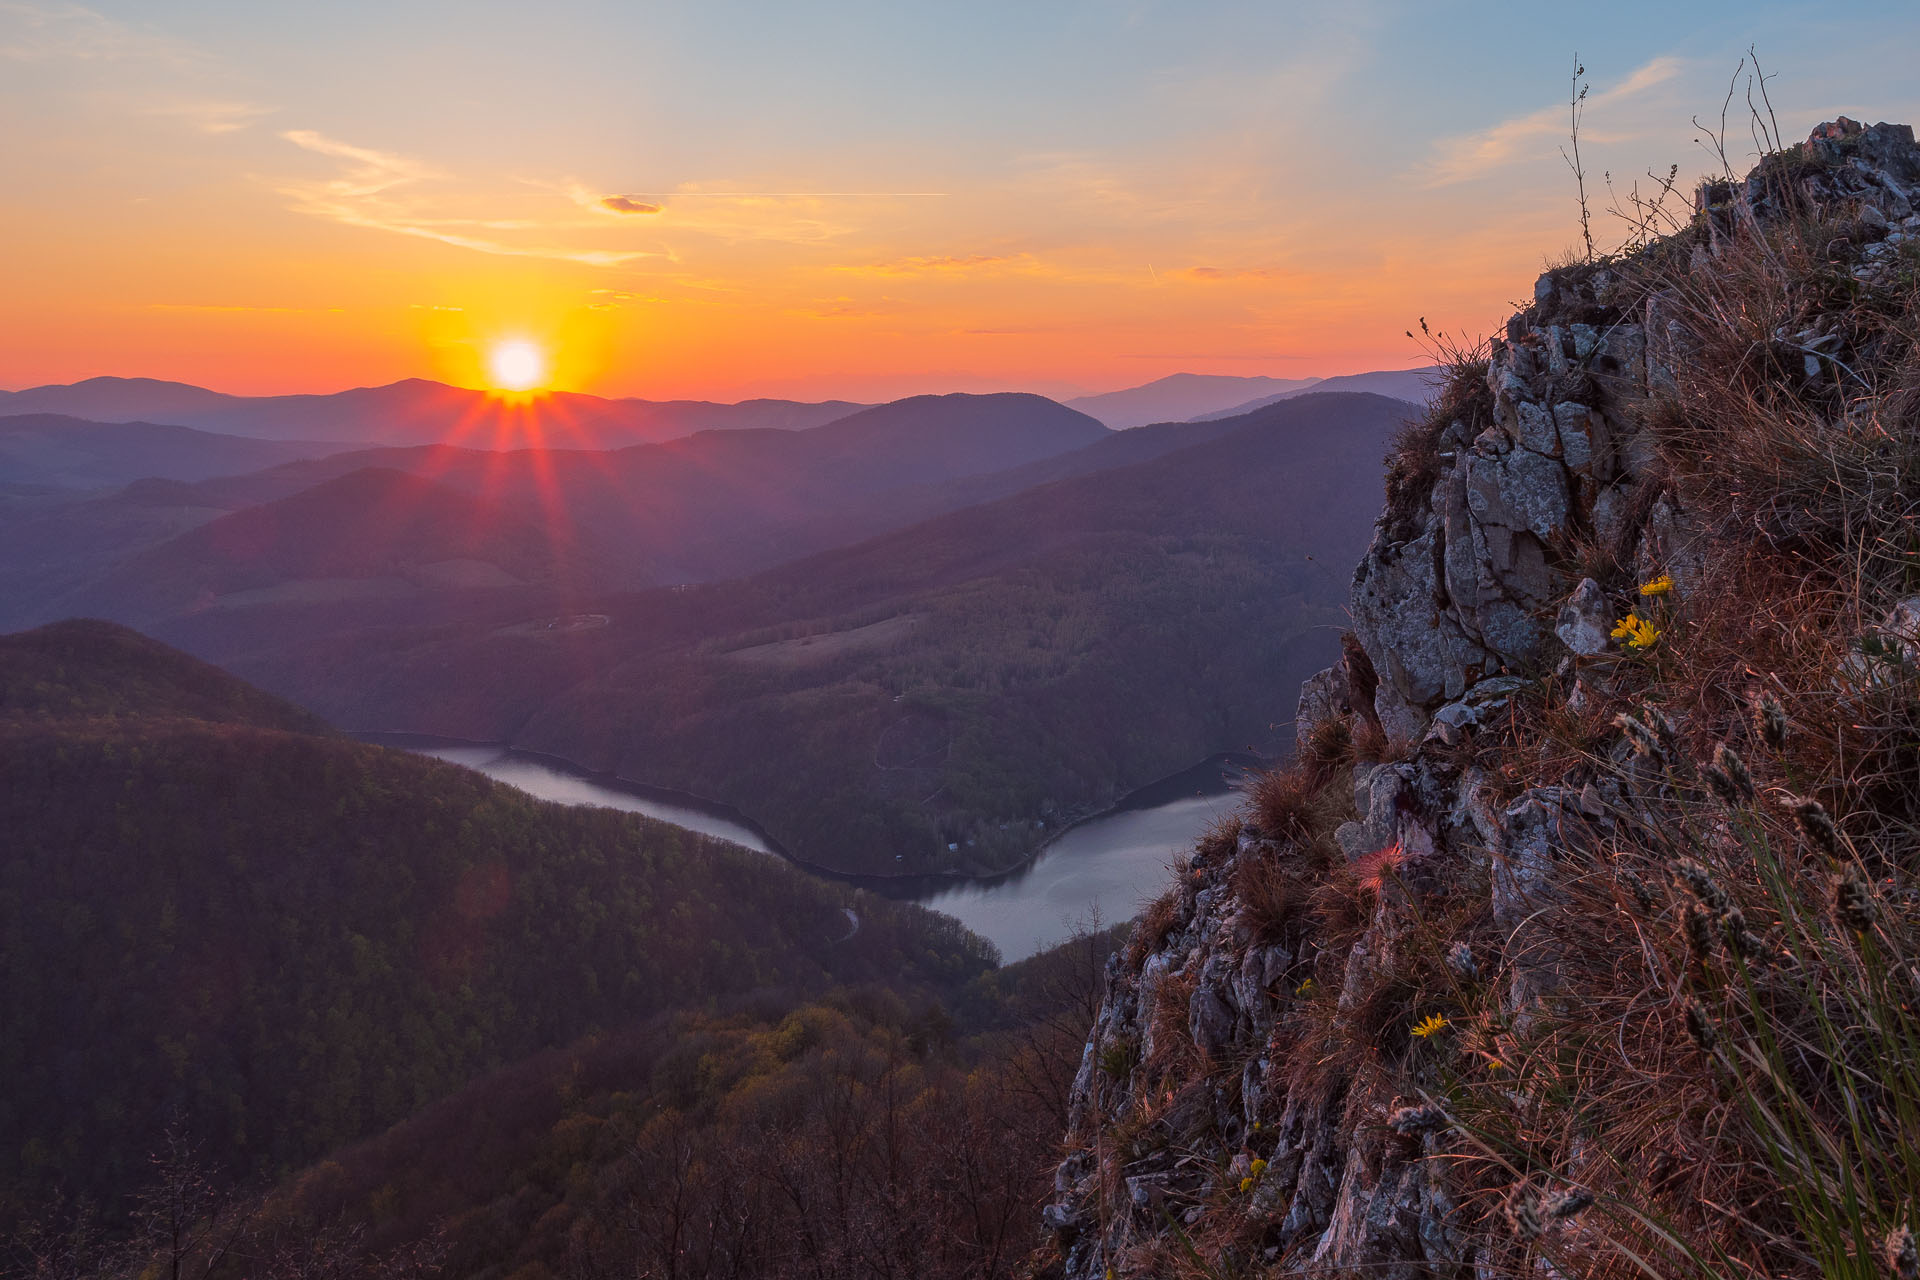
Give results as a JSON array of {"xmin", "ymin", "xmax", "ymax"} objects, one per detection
[{"xmin": 487, "ymin": 340, "xmax": 548, "ymax": 392}]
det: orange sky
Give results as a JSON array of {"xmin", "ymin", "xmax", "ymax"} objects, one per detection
[{"xmin": 4, "ymin": 3, "xmax": 1917, "ymax": 402}]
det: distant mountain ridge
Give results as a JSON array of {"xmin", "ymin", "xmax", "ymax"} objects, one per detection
[
  {"xmin": 1065, "ymin": 372, "xmax": 1320, "ymax": 429},
  {"xmin": 0, "ymin": 391, "xmax": 1112, "ymax": 630},
  {"xmin": 1064, "ymin": 368, "xmax": 1439, "ymax": 428},
  {"xmin": 1190, "ymin": 365, "xmax": 1439, "ymax": 420},
  {"xmin": 0, "ymin": 413, "xmax": 356, "ymax": 490},
  {"xmin": 0, "ymin": 376, "xmax": 870, "ymax": 448},
  {"xmin": 3, "ymin": 370, "xmax": 1439, "ymax": 447}
]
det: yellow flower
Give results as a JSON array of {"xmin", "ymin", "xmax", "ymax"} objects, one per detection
[
  {"xmin": 1611, "ymin": 614, "xmax": 1661, "ymax": 650},
  {"xmin": 1639, "ymin": 573, "xmax": 1674, "ymax": 596},
  {"xmin": 1249, "ymin": 1158, "xmax": 1268, "ymax": 1178},
  {"xmin": 1294, "ymin": 978, "xmax": 1317, "ymax": 998},
  {"xmin": 1238, "ymin": 1176, "xmax": 1254, "ymax": 1193},
  {"xmin": 1410, "ymin": 1013, "xmax": 1449, "ymax": 1039}
]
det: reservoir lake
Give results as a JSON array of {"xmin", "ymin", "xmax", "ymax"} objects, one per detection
[{"xmin": 392, "ymin": 739, "xmax": 1245, "ymax": 961}]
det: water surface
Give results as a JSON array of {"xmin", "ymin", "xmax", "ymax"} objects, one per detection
[
  {"xmin": 410, "ymin": 744, "xmax": 775, "ymax": 853},
  {"xmin": 395, "ymin": 738, "xmax": 1243, "ymax": 961},
  {"xmin": 916, "ymin": 791, "xmax": 1236, "ymax": 960}
]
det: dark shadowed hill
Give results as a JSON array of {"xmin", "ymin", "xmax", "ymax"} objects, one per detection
[
  {"xmin": 666, "ymin": 391, "xmax": 1420, "ymax": 577},
  {"xmin": 0, "ymin": 480, "xmax": 270, "ymax": 633},
  {"xmin": 0, "ymin": 414, "xmax": 354, "ymax": 490},
  {"xmin": 59, "ymin": 467, "xmax": 608, "ymax": 626},
  {"xmin": 0, "ymin": 376, "xmax": 867, "ymax": 447},
  {"xmin": 797, "ymin": 391, "xmax": 1109, "ymax": 472},
  {"xmin": 0, "ymin": 620, "xmax": 994, "ymax": 1227}
]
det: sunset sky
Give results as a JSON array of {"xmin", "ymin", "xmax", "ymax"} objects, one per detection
[{"xmin": 4, "ymin": 1, "xmax": 1917, "ymax": 402}]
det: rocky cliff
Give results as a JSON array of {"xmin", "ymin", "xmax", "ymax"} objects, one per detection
[{"xmin": 1038, "ymin": 119, "xmax": 1920, "ymax": 1278}]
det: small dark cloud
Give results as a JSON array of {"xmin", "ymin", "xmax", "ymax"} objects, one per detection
[{"xmin": 601, "ymin": 195, "xmax": 662, "ymax": 215}]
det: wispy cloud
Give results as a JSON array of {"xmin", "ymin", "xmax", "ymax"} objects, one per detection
[
  {"xmin": 276, "ymin": 131, "xmax": 657, "ymax": 267},
  {"xmin": 0, "ymin": 1, "xmax": 193, "ymax": 62},
  {"xmin": 550, "ymin": 179, "xmax": 935, "ymax": 246},
  {"xmin": 1185, "ymin": 265, "xmax": 1288, "ymax": 281},
  {"xmin": 853, "ymin": 253, "xmax": 1025, "ymax": 276},
  {"xmin": 146, "ymin": 99, "xmax": 276, "ymax": 134},
  {"xmin": 1420, "ymin": 56, "xmax": 1684, "ymax": 187},
  {"xmin": 586, "ymin": 288, "xmax": 672, "ymax": 311}
]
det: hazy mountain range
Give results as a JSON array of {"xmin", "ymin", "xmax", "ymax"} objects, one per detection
[
  {"xmin": 0, "ymin": 413, "xmax": 352, "ymax": 489},
  {"xmin": 0, "ymin": 376, "xmax": 869, "ymax": 449},
  {"xmin": 0, "ymin": 392, "xmax": 1112, "ymax": 625},
  {"xmin": 1186, "ymin": 366, "xmax": 1440, "ymax": 420},
  {"xmin": 0, "ymin": 367, "xmax": 1436, "ymax": 461},
  {"xmin": 1065, "ymin": 367, "xmax": 1437, "ymax": 428}
]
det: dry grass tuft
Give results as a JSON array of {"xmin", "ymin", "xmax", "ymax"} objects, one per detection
[
  {"xmin": 1231, "ymin": 845, "xmax": 1313, "ymax": 947},
  {"xmin": 1246, "ymin": 768, "xmax": 1322, "ymax": 843},
  {"xmin": 1142, "ymin": 967, "xmax": 1200, "ymax": 1080},
  {"xmin": 1349, "ymin": 715, "xmax": 1414, "ymax": 765},
  {"xmin": 1128, "ymin": 885, "xmax": 1183, "ymax": 968},
  {"xmin": 1381, "ymin": 348, "xmax": 1494, "ymax": 544}
]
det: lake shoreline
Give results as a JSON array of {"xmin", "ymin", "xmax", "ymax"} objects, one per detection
[{"xmin": 352, "ymin": 729, "xmax": 1261, "ymax": 892}]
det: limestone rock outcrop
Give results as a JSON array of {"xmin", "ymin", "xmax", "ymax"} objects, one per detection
[{"xmin": 1039, "ymin": 119, "xmax": 1920, "ymax": 1278}]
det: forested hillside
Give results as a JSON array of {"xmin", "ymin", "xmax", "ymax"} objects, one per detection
[
  {"xmin": 0, "ymin": 620, "xmax": 994, "ymax": 1229},
  {"xmin": 7, "ymin": 925, "xmax": 1123, "ymax": 1280}
]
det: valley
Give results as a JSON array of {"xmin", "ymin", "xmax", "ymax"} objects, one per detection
[{"xmin": 0, "ymin": 365, "xmax": 1424, "ymax": 1269}]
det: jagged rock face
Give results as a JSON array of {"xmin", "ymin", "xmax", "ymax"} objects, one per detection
[
  {"xmin": 1350, "ymin": 117, "xmax": 1920, "ymax": 745},
  {"xmin": 1356, "ymin": 268, "xmax": 1644, "ymax": 740},
  {"xmin": 1041, "ymin": 120, "xmax": 1920, "ymax": 1279}
]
